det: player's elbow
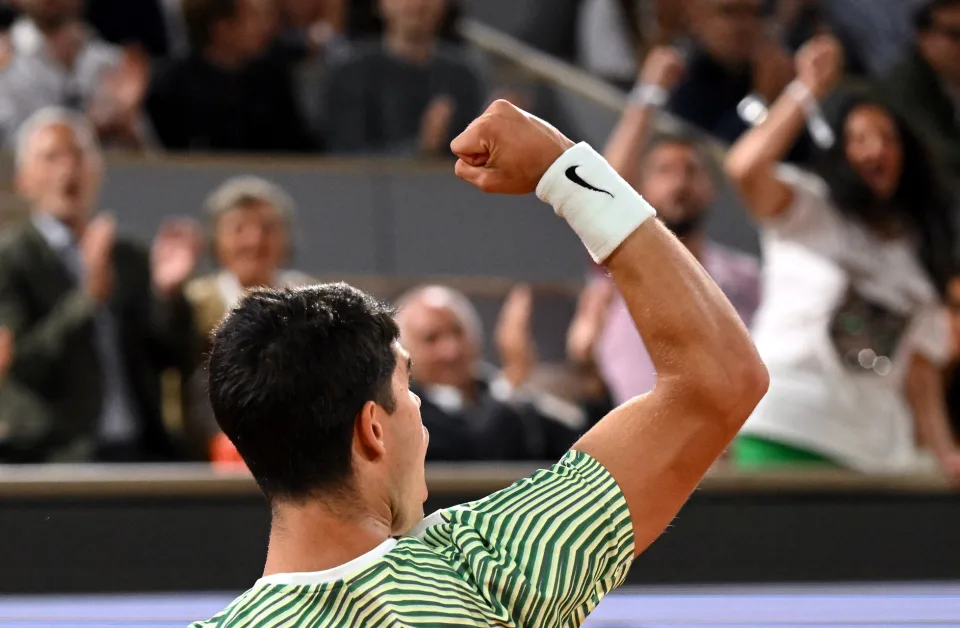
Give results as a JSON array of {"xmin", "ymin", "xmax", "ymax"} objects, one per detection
[{"xmin": 667, "ymin": 344, "xmax": 769, "ymax": 425}]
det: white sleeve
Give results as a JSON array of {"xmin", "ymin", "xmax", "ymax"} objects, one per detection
[
  {"xmin": 908, "ymin": 306, "xmax": 952, "ymax": 367},
  {"xmin": 763, "ymin": 164, "xmax": 840, "ymax": 240}
]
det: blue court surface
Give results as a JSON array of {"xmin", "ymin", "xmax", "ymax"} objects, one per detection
[{"xmin": 0, "ymin": 583, "xmax": 958, "ymax": 627}]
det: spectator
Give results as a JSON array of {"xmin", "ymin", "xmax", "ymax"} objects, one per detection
[
  {"xmin": 596, "ymin": 46, "xmax": 761, "ymax": 404},
  {"xmin": 0, "ymin": 108, "xmax": 201, "ymax": 463},
  {"xmin": 146, "ymin": 0, "xmax": 314, "ymax": 152},
  {"xmin": 395, "ymin": 285, "xmax": 589, "ymax": 461},
  {"xmin": 724, "ymin": 36, "xmax": 960, "ymax": 477},
  {"xmin": 324, "ymin": 0, "xmax": 484, "ymax": 155},
  {"xmin": 180, "ymin": 176, "xmax": 313, "ymax": 460},
  {"xmin": 344, "ymin": 0, "xmax": 464, "ymax": 45},
  {"xmin": 819, "ymin": 0, "xmax": 917, "ymax": 77},
  {"xmin": 0, "ymin": 0, "xmax": 151, "ymax": 149},
  {"xmin": 881, "ymin": 0, "xmax": 960, "ymax": 176},
  {"xmin": 667, "ymin": 0, "xmax": 795, "ymax": 146}
]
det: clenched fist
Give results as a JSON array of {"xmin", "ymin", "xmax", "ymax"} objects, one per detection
[
  {"xmin": 450, "ymin": 100, "xmax": 575, "ymax": 195},
  {"xmin": 795, "ymin": 34, "xmax": 844, "ymax": 100}
]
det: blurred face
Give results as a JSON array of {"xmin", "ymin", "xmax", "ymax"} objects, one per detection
[
  {"xmin": 277, "ymin": 0, "xmax": 323, "ymax": 27},
  {"xmin": 212, "ymin": 0, "xmax": 274, "ymax": 60},
  {"xmin": 16, "ymin": 123, "xmax": 101, "ymax": 227},
  {"xmin": 918, "ymin": 4, "xmax": 960, "ymax": 84},
  {"xmin": 639, "ymin": 142, "xmax": 715, "ymax": 237},
  {"xmin": 379, "ymin": 0, "xmax": 448, "ymax": 42},
  {"xmin": 213, "ymin": 200, "xmax": 288, "ymax": 288},
  {"xmin": 843, "ymin": 105, "xmax": 903, "ymax": 201},
  {"xmin": 398, "ymin": 298, "xmax": 477, "ymax": 390},
  {"xmin": 17, "ymin": 0, "xmax": 82, "ymax": 30},
  {"xmin": 691, "ymin": 0, "xmax": 762, "ymax": 67},
  {"xmin": 382, "ymin": 344, "xmax": 428, "ymax": 534}
]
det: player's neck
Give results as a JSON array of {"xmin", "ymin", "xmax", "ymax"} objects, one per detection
[{"xmin": 262, "ymin": 501, "xmax": 393, "ymax": 577}]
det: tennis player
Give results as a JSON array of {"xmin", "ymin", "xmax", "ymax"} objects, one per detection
[{"xmin": 190, "ymin": 100, "xmax": 768, "ymax": 627}]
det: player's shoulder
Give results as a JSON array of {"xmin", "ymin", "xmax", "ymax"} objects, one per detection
[{"xmin": 414, "ymin": 450, "xmax": 621, "ymax": 530}]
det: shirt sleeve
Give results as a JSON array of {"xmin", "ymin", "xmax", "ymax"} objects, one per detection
[
  {"xmin": 763, "ymin": 163, "xmax": 841, "ymax": 240},
  {"xmin": 908, "ymin": 305, "xmax": 952, "ymax": 367},
  {"xmin": 415, "ymin": 450, "xmax": 634, "ymax": 627}
]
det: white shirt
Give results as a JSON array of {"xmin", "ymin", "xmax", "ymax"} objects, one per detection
[
  {"xmin": 741, "ymin": 165, "xmax": 950, "ymax": 472},
  {"xmin": 0, "ymin": 18, "xmax": 121, "ymax": 146}
]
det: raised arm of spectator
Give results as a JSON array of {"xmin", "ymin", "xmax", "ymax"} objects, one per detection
[
  {"xmin": 452, "ymin": 100, "xmax": 768, "ymax": 557},
  {"xmin": 604, "ymin": 47, "xmax": 685, "ymax": 187},
  {"xmin": 907, "ymin": 348, "xmax": 960, "ymax": 482},
  {"xmin": 724, "ymin": 35, "xmax": 843, "ymax": 220}
]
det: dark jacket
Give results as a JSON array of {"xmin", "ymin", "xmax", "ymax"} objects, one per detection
[
  {"xmin": 0, "ymin": 220, "xmax": 198, "ymax": 462},
  {"xmin": 414, "ymin": 374, "xmax": 586, "ymax": 462}
]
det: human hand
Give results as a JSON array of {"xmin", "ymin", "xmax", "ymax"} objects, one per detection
[
  {"xmin": 639, "ymin": 46, "xmax": 685, "ymax": 90},
  {"xmin": 450, "ymin": 99, "xmax": 575, "ymax": 194},
  {"xmin": 80, "ymin": 214, "xmax": 116, "ymax": 303},
  {"xmin": 420, "ymin": 95, "xmax": 456, "ymax": 154},
  {"xmin": 495, "ymin": 284, "xmax": 537, "ymax": 388},
  {"xmin": 90, "ymin": 46, "xmax": 150, "ymax": 128},
  {"xmin": 151, "ymin": 219, "xmax": 203, "ymax": 299},
  {"xmin": 794, "ymin": 34, "xmax": 844, "ymax": 100},
  {"xmin": 752, "ymin": 34, "xmax": 794, "ymax": 103},
  {"xmin": 567, "ymin": 278, "xmax": 615, "ymax": 366},
  {"xmin": 936, "ymin": 447, "xmax": 960, "ymax": 485}
]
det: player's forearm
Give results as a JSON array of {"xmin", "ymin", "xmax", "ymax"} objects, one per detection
[
  {"xmin": 605, "ymin": 221, "xmax": 766, "ymax": 418},
  {"xmin": 538, "ymin": 143, "xmax": 767, "ymax": 420}
]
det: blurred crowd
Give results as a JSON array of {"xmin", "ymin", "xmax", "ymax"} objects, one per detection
[
  {"xmin": 2, "ymin": 0, "xmax": 960, "ymax": 482},
  {"xmin": 0, "ymin": 0, "xmax": 481, "ymax": 154}
]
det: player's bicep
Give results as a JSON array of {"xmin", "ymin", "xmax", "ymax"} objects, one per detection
[{"xmin": 575, "ymin": 388, "xmax": 743, "ymax": 556}]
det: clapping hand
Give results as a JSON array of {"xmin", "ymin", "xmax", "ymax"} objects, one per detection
[
  {"xmin": 151, "ymin": 219, "xmax": 203, "ymax": 299},
  {"xmin": 495, "ymin": 284, "xmax": 537, "ymax": 389}
]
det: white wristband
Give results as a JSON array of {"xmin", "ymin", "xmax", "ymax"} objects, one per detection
[
  {"xmin": 628, "ymin": 83, "xmax": 669, "ymax": 109},
  {"xmin": 785, "ymin": 79, "xmax": 835, "ymax": 149},
  {"xmin": 536, "ymin": 142, "xmax": 657, "ymax": 263}
]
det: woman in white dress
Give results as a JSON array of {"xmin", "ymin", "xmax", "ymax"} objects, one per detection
[{"xmin": 724, "ymin": 35, "xmax": 960, "ymax": 477}]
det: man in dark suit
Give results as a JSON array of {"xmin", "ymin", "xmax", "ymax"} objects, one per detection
[
  {"xmin": 395, "ymin": 285, "xmax": 599, "ymax": 461},
  {"xmin": 0, "ymin": 107, "xmax": 201, "ymax": 463}
]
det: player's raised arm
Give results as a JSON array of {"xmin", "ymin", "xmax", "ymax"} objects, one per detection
[{"xmin": 452, "ymin": 101, "xmax": 769, "ymax": 557}]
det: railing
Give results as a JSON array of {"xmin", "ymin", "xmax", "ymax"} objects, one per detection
[
  {"xmin": 0, "ymin": 461, "xmax": 950, "ymax": 498},
  {"xmin": 457, "ymin": 17, "xmax": 730, "ymax": 159}
]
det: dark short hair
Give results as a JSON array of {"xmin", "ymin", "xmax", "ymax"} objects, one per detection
[
  {"xmin": 208, "ymin": 284, "xmax": 400, "ymax": 502},
  {"xmin": 181, "ymin": 0, "xmax": 239, "ymax": 50},
  {"xmin": 915, "ymin": 0, "xmax": 960, "ymax": 30}
]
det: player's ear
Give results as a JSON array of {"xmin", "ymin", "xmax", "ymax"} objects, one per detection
[{"xmin": 354, "ymin": 400, "xmax": 387, "ymax": 461}]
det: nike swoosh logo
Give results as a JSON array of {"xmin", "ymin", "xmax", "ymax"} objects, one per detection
[{"xmin": 565, "ymin": 166, "xmax": 614, "ymax": 198}]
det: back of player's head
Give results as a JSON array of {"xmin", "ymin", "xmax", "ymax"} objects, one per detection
[{"xmin": 208, "ymin": 284, "xmax": 399, "ymax": 502}]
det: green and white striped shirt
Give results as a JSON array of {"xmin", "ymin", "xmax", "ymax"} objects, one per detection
[{"xmin": 190, "ymin": 450, "xmax": 635, "ymax": 627}]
